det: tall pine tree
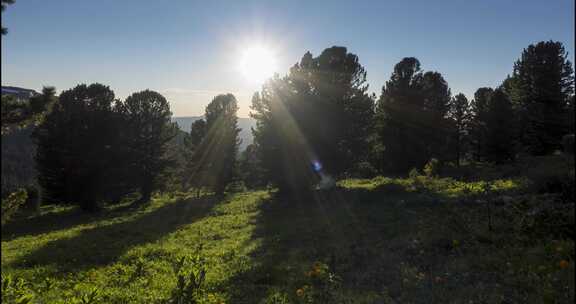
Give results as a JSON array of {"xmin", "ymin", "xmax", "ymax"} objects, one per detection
[
  {"xmin": 33, "ymin": 84, "xmax": 119, "ymax": 211},
  {"xmin": 469, "ymin": 88, "xmax": 494, "ymax": 161},
  {"xmin": 251, "ymin": 46, "xmax": 374, "ymax": 193},
  {"xmin": 484, "ymin": 88, "xmax": 515, "ymax": 163},
  {"xmin": 511, "ymin": 41, "xmax": 575, "ymax": 155},
  {"xmin": 117, "ymin": 90, "xmax": 177, "ymax": 203},
  {"xmin": 376, "ymin": 57, "xmax": 452, "ymax": 173},
  {"xmin": 448, "ymin": 93, "xmax": 471, "ymax": 167},
  {"xmin": 188, "ymin": 94, "xmax": 239, "ymax": 195}
]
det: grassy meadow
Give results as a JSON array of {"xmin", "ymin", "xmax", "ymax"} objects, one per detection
[{"xmin": 2, "ymin": 172, "xmax": 574, "ymax": 303}]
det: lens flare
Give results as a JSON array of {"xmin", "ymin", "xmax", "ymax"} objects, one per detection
[{"xmin": 312, "ymin": 160, "xmax": 322, "ymax": 172}]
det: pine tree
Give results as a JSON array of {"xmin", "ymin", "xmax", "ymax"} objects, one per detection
[
  {"xmin": 511, "ymin": 41, "xmax": 575, "ymax": 155},
  {"xmin": 447, "ymin": 93, "xmax": 471, "ymax": 167},
  {"xmin": 250, "ymin": 47, "xmax": 374, "ymax": 193},
  {"xmin": 117, "ymin": 90, "xmax": 177, "ymax": 203},
  {"xmin": 485, "ymin": 89, "xmax": 515, "ymax": 163},
  {"xmin": 376, "ymin": 57, "xmax": 452, "ymax": 173},
  {"xmin": 469, "ymin": 88, "xmax": 494, "ymax": 161},
  {"xmin": 189, "ymin": 94, "xmax": 239, "ymax": 195},
  {"xmin": 33, "ymin": 84, "xmax": 119, "ymax": 211},
  {"xmin": 288, "ymin": 46, "xmax": 374, "ymax": 176}
]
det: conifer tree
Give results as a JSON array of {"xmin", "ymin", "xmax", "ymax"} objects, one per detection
[
  {"xmin": 484, "ymin": 88, "xmax": 516, "ymax": 163},
  {"xmin": 511, "ymin": 41, "xmax": 575, "ymax": 154},
  {"xmin": 448, "ymin": 93, "xmax": 471, "ymax": 167},
  {"xmin": 33, "ymin": 84, "xmax": 118, "ymax": 211},
  {"xmin": 251, "ymin": 47, "xmax": 374, "ymax": 192},
  {"xmin": 189, "ymin": 94, "xmax": 239, "ymax": 195},
  {"xmin": 469, "ymin": 88, "xmax": 494, "ymax": 161},
  {"xmin": 117, "ymin": 90, "xmax": 177, "ymax": 202},
  {"xmin": 376, "ymin": 57, "xmax": 452, "ymax": 173}
]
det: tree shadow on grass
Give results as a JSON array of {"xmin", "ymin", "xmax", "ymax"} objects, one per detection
[
  {"xmin": 9, "ymin": 195, "xmax": 219, "ymax": 274},
  {"xmin": 223, "ymin": 187, "xmax": 428, "ymax": 302},
  {"xmin": 2, "ymin": 202, "xmax": 138, "ymax": 241}
]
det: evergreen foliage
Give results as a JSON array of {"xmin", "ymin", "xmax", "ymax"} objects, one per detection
[
  {"xmin": 510, "ymin": 41, "xmax": 574, "ymax": 155},
  {"xmin": 187, "ymin": 94, "xmax": 240, "ymax": 195}
]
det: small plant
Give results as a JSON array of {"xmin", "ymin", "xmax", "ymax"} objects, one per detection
[
  {"xmin": 1, "ymin": 274, "xmax": 35, "ymax": 304},
  {"xmin": 165, "ymin": 253, "xmax": 207, "ymax": 304},
  {"xmin": 72, "ymin": 286, "xmax": 101, "ymax": 304},
  {"xmin": 296, "ymin": 261, "xmax": 342, "ymax": 303},
  {"xmin": 408, "ymin": 168, "xmax": 420, "ymax": 180}
]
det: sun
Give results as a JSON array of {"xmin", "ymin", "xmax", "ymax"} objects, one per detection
[{"xmin": 239, "ymin": 45, "xmax": 277, "ymax": 84}]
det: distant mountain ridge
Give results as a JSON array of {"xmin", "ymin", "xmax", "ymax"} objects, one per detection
[
  {"xmin": 1, "ymin": 86, "xmax": 39, "ymax": 100},
  {"xmin": 172, "ymin": 116, "xmax": 256, "ymax": 151}
]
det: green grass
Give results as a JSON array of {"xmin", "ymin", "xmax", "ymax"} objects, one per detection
[{"xmin": 2, "ymin": 177, "xmax": 574, "ymax": 303}]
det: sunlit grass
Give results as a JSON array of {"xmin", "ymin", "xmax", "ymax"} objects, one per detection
[{"xmin": 1, "ymin": 176, "xmax": 573, "ymax": 303}]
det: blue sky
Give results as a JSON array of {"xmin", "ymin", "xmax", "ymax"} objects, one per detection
[{"xmin": 1, "ymin": 0, "xmax": 574, "ymax": 117}]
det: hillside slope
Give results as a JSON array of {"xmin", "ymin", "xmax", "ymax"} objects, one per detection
[{"xmin": 2, "ymin": 177, "xmax": 573, "ymax": 303}]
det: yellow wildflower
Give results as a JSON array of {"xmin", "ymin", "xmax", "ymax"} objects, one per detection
[{"xmin": 296, "ymin": 288, "xmax": 304, "ymax": 297}]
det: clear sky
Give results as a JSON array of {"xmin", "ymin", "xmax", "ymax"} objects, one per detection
[{"xmin": 1, "ymin": 0, "xmax": 574, "ymax": 118}]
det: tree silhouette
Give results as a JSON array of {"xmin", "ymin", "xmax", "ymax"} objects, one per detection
[
  {"xmin": 510, "ymin": 41, "xmax": 574, "ymax": 155},
  {"xmin": 469, "ymin": 88, "xmax": 494, "ymax": 162},
  {"xmin": 33, "ymin": 84, "xmax": 119, "ymax": 211},
  {"xmin": 1, "ymin": 0, "xmax": 14, "ymax": 35},
  {"xmin": 117, "ymin": 90, "xmax": 177, "ymax": 203},
  {"xmin": 251, "ymin": 46, "xmax": 374, "ymax": 192},
  {"xmin": 376, "ymin": 57, "xmax": 452, "ymax": 173},
  {"xmin": 484, "ymin": 88, "xmax": 515, "ymax": 163},
  {"xmin": 448, "ymin": 93, "xmax": 471, "ymax": 167}
]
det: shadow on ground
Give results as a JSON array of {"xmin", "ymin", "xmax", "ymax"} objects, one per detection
[
  {"xmin": 10, "ymin": 195, "xmax": 219, "ymax": 274},
  {"xmin": 223, "ymin": 187, "xmax": 432, "ymax": 302},
  {"xmin": 2, "ymin": 202, "xmax": 138, "ymax": 241}
]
